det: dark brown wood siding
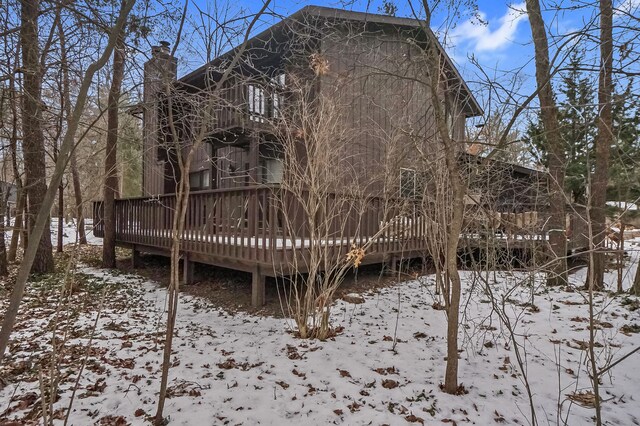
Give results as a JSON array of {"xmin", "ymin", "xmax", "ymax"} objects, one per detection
[{"xmin": 318, "ymin": 22, "xmax": 470, "ymax": 196}]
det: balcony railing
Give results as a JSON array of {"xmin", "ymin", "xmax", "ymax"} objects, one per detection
[{"xmin": 204, "ymin": 79, "xmax": 284, "ymax": 134}]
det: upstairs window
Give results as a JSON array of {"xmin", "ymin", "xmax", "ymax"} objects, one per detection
[
  {"xmin": 248, "ymin": 84, "xmax": 265, "ymax": 122},
  {"xmin": 272, "ymin": 73, "xmax": 285, "ymax": 118},
  {"xmin": 400, "ymin": 168, "xmax": 417, "ymax": 198},
  {"xmin": 248, "ymin": 73, "xmax": 285, "ymax": 121},
  {"xmin": 272, "ymin": 91, "xmax": 283, "ymax": 118}
]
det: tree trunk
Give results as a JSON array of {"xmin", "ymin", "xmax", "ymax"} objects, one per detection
[
  {"xmin": 70, "ymin": 153, "xmax": 87, "ymax": 244},
  {"xmin": 632, "ymin": 256, "xmax": 640, "ymax": 296},
  {"xmin": 57, "ymin": 16, "xmax": 87, "ymax": 245},
  {"xmin": 418, "ymin": 1, "xmax": 466, "ymax": 394},
  {"xmin": 52, "ymin": 145, "xmax": 64, "ymax": 253},
  {"xmin": 57, "ymin": 179, "xmax": 64, "ymax": 252},
  {"xmin": 0, "ymin": 185, "xmax": 8, "ymax": 276},
  {"xmin": 7, "ymin": 64, "xmax": 24, "ymax": 262},
  {"xmin": 20, "ymin": 0, "xmax": 54, "ymax": 274},
  {"xmin": 443, "ymin": 225, "xmax": 462, "ymax": 392},
  {"xmin": 617, "ymin": 223, "xmax": 625, "ymax": 293},
  {"xmin": 525, "ymin": 0, "xmax": 568, "ymax": 286},
  {"xmin": 19, "ymin": 199, "xmax": 27, "ymax": 249},
  {"xmin": 102, "ymin": 36, "xmax": 125, "ymax": 268},
  {"xmin": 588, "ymin": 0, "xmax": 613, "ymax": 291},
  {"xmin": 7, "ymin": 190, "xmax": 23, "ymax": 262}
]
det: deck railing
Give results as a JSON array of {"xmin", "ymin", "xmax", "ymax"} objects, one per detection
[
  {"xmin": 93, "ymin": 186, "xmax": 584, "ymax": 271},
  {"xmin": 93, "ymin": 186, "xmax": 435, "ymax": 268}
]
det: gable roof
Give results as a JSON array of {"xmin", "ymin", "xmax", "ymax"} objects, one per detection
[{"xmin": 180, "ymin": 5, "xmax": 483, "ymax": 117}]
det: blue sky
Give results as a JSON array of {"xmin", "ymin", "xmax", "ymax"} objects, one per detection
[
  {"xmin": 178, "ymin": 0, "xmax": 639, "ymax": 124},
  {"xmin": 184, "ymin": 0, "xmax": 538, "ymax": 71},
  {"xmin": 179, "ymin": 1, "xmax": 542, "ymax": 111}
]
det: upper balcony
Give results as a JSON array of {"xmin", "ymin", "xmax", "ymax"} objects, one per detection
[
  {"xmin": 164, "ymin": 72, "xmax": 288, "ymax": 147},
  {"xmin": 219, "ymin": 75, "xmax": 286, "ymax": 135}
]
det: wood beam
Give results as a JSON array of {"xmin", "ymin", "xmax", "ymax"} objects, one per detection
[
  {"xmin": 183, "ymin": 255, "xmax": 195, "ymax": 285},
  {"xmin": 251, "ymin": 266, "xmax": 265, "ymax": 307},
  {"xmin": 132, "ymin": 247, "xmax": 141, "ymax": 268}
]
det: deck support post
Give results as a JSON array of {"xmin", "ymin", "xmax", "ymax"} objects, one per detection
[
  {"xmin": 385, "ymin": 254, "xmax": 398, "ymax": 275},
  {"xmin": 251, "ymin": 266, "xmax": 265, "ymax": 307},
  {"xmin": 132, "ymin": 247, "xmax": 141, "ymax": 268},
  {"xmin": 183, "ymin": 255, "xmax": 195, "ymax": 285}
]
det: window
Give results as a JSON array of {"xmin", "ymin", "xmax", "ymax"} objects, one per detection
[
  {"xmin": 400, "ymin": 168, "xmax": 417, "ymax": 198},
  {"xmin": 272, "ymin": 73, "xmax": 285, "ymax": 118},
  {"xmin": 263, "ymin": 158, "xmax": 284, "ymax": 184},
  {"xmin": 248, "ymin": 84, "xmax": 265, "ymax": 122},
  {"xmin": 202, "ymin": 169, "xmax": 211, "ymax": 188},
  {"xmin": 274, "ymin": 73, "xmax": 286, "ymax": 87},
  {"xmin": 248, "ymin": 74, "xmax": 285, "ymax": 121},
  {"xmin": 189, "ymin": 170, "xmax": 211, "ymax": 190},
  {"xmin": 272, "ymin": 92, "xmax": 283, "ymax": 118},
  {"xmin": 189, "ymin": 172, "xmax": 201, "ymax": 189}
]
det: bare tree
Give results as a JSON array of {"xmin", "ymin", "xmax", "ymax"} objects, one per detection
[
  {"xmin": 272, "ymin": 75, "xmax": 389, "ymax": 339},
  {"xmin": 102, "ymin": 32, "xmax": 125, "ymax": 268},
  {"xmin": 57, "ymin": 16, "xmax": 87, "ymax": 245},
  {"xmin": 632, "ymin": 260, "xmax": 640, "ymax": 295},
  {"xmin": 153, "ymin": 2, "xmax": 272, "ymax": 421},
  {"xmin": 407, "ymin": 0, "xmax": 468, "ymax": 394},
  {"xmin": 525, "ymin": 0, "xmax": 568, "ymax": 286},
  {"xmin": 0, "ymin": 180, "xmax": 7, "ymax": 276},
  {"xmin": 0, "ymin": 0, "xmax": 135, "ymax": 363},
  {"xmin": 2, "ymin": 29, "xmax": 26, "ymax": 260},
  {"xmin": 587, "ymin": 0, "xmax": 614, "ymax": 291},
  {"xmin": 20, "ymin": 0, "xmax": 54, "ymax": 273}
]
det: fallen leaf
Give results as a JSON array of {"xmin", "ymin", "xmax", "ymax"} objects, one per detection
[{"xmin": 382, "ymin": 379, "xmax": 399, "ymax": 389}]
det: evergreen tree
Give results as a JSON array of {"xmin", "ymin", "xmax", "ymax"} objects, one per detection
[
  {"xmin": 525, "ymin": 51, "xmax": 596, "ymax": 203},
  {"xmin": 525, "ymin": 58, "xmax": 640, "ymax": 205}
]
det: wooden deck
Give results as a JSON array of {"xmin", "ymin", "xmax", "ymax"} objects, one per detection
[
  {"xmin": 93, "ymin": 186, "xmax": 429, "ymax": 274},
  {"xmin": 93, "ymin": 186, "xmax": 581, "ymax": 306}
]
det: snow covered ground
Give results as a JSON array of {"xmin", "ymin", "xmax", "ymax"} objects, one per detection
[
  {"xmin": 49, "ymin": 217, "xmax": 102, "ymax": 246},
  {"xmin": 606, "ymin": 201, "xmax": 638, "ymax": 211},
  {"xmin": 1, "ymin": 239, "xmax": 640, "ymax": 425},
  {"xmin": 4, "ymin": 217, "xmax": 100, "ymax": 248}
]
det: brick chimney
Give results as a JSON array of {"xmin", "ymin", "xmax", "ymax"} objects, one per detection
[{"xmin": 144, "ymin": 41, "xmax": 176, "ymax": 99}]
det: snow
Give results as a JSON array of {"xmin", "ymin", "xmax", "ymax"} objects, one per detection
[
  {"xmin": 4, "ymin": 217, "xmax": 101, "ymax": 247},
  {"xmin": 49, "ymin": 217, "xmax": 102, "ymax": 246},
  {"xmin": 1, "ymin": 236, "xmax": 640, "ymax": 424},
  {"xmin": 606, "ymin": 201, "xmax": 639, "ymax": 211}
]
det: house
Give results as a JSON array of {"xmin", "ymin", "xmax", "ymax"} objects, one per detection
[{"xmin": 93, "ymin": 6, "xmax": 571, "ymax": 306}]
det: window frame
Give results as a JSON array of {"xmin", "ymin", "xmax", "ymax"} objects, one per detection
[
  {"xmin": 188, "ymin": 169, "xmax": 212, "ymax": 191},
  {"xmin": 400, "ymin": 168, "xmax": 418, "ymax": 199},
  {"xmin": 248, "ymin": 84, "xmax": 266, "ymax": 122}
]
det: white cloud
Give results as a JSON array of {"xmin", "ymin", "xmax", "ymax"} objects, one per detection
[{"xmin": 451, "ymin": 3, "xmax": 528, "ymax": 53}]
